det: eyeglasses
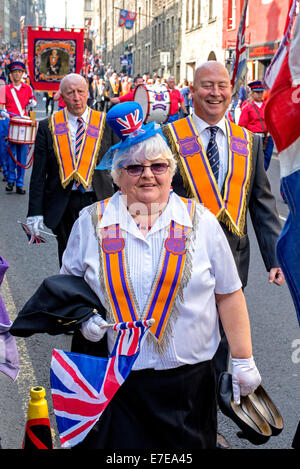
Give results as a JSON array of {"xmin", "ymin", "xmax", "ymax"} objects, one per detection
[{"xmin": 123, "ymin": 162, "xmax": 170, "ymax": 177}]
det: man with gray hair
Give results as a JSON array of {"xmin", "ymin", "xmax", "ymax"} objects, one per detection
[{"xmin": 26, "ymin": 73, "xmax": 117, "ymax": 266}]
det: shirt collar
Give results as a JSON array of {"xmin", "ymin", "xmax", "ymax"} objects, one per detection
[
  {"xmin": 99, "ymin": 191, "xmax": 193, "ymax": 240},
  {"xmin": 67, "ymin": 106, "xmax": 89, "ymax": 125},
  {"xmin": 192, "ymin": 113, "xmax": 227, "ymax": 136}
]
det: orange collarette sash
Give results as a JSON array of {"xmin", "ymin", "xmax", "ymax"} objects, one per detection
[
  {"xmin": 165, "ymin": 116, "xmax": 252, "ymax": 237},
  {"xmin": 50, "ymin": 108, "xmax": 106, "ymax": 189},
  {"xmin": 96, "ymin": 196, "xmax": 195, "ymax": 347}
]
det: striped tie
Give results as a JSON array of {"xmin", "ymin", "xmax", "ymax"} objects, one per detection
[
  {"xmin": 206, "ymin": 126, "xmax": 219, "ymax": 181},
  {"xmin": 75, "ymin": 117, "xmax": 85, "ymax": 159},
  {"xmin": 75, "ymin": 117, "xmax": 85, "ymax": 193}
]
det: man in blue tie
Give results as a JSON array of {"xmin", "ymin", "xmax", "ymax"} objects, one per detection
[
  {"xmin": 166, "ymin": 61, "xmax": 285, "ymax": 448},
  {"xmin": 25, "ymin": 73, "xmax": 116, "ymax": 266}
]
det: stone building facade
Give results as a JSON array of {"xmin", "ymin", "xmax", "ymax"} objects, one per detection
[{"xmin": 87, "ymin": 0, "xmax": 225, "ymax": 81}]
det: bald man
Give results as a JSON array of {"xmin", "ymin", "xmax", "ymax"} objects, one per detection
[
  {"xmin": 164, "ymin": 62, "xmax": 284, "ymax": 444},
  {"xmin": 26, "ymin": 73, "xmax": 117, "ymax": 266}
]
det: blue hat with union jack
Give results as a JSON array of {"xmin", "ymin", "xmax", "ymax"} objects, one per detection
[
  {"xmin": 96, "ymin": 102, "xmax": 164, "ymax": 170},
  {"xmin": 8, "ymin": 61, "xmax": 26, "ymax": 72}
]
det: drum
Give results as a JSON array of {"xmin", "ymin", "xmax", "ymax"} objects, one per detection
[
  {"xmin": 134, "ymin": 84, "xmax": 171, "ymax": 124},
  {"xmin": 8, "ymin": 116, "xmax": 37, "ymax": 145}
]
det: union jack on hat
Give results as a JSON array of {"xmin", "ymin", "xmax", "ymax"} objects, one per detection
[
  {"xmin": 248, "ymin": 80, "xmax": 264, "ymax": 92},
  {"xmin": 96, "ymin": 102, "xmax": 165, "ymax": 170},
  {"xmin": 8, "ymin": 61, "xmax": 25, "ymax": 72}
]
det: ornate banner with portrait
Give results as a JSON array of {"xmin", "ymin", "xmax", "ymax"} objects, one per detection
[{"xmin": 27, "ymin": 27, "xmax": 85, "ymax": 91}]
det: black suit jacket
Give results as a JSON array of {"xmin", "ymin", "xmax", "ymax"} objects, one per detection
[
  {"xmin": 27, "ymin": 111, "xmax": 118, "ymax": 230},
  {"xmin": 171, "ymin": 128, "xmax": 282, "ymax": 288}
]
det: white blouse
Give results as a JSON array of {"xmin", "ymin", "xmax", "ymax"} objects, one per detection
[{"xmin": 61, "ymin": 191, "xmax": 242, "ymax": 370}]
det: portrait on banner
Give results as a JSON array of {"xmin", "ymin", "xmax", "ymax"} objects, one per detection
[{"xmin": 34, "ymin": 40, "xmax": 75, "ymax": 83}]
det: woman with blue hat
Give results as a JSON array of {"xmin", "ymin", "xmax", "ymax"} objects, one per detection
[{"xmin": 60, "ymin": 101, "xmax": 262, "ymax": 449}]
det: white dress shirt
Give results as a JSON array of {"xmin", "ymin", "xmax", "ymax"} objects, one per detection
[
  {"xmin": 191, "ymin": 113, "xmax": 229, "ymax": 191},
  {"xmin": 61, "ymin": 191, "xmax": 242, "ymax": 370},
  {"xmin": 67, "ymin": 107, "xmax": 93, "ymax": 192}
]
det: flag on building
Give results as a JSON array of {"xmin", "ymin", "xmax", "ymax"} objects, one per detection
[
  {"xmin": 264, "ymin": 3, "xmax": 300, "ymax": 326},
  {"xmin": 230, "ymin": 0, "xmax": 249, "ymax": 92},
  {"xmin": 50, "ymin": 319, "xmax": 154, "ymax": 448},
  {"xmin": 118, "ymin": 9, "xmax": 137, "ymax": 30}
]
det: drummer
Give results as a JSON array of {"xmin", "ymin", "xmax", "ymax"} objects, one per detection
[{"xmin": 4, "ymin": 61, "xmax": 37, "ymax": 194}]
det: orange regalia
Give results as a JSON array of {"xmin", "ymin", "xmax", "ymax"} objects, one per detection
[
  {"xmin": 92, "ymin": 195, "xmax": 197, "ymax": 351},
  {"xmin": 49, "ymin": 108, "xmax": 106, "ymax": 189},
  {"xmin": 164, "ymin": 116, "xmax": 253, "ymax": 237}
]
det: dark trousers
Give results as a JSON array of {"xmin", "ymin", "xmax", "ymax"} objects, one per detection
[
  {"xmin": 53, "ymin": 191, "xmax": 97, "ymax": 267},
  {"xmin": 74, "ymin": 360, "xmax": 217, "ymax": 450}
]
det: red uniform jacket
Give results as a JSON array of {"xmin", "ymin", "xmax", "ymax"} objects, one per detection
[
  {"xmin": 5, "ymin": 83, "xmax": 36, "ymax": 117},
  {"xmin": 238, "ymin": 101, "xmax": 267, "ymax": 133}
]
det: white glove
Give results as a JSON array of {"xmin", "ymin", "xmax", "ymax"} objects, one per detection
[
  {"xmin": 29, "ymin": 99, "xmax": 37, "ymax": 108},
  {"xmin": 231, "ymin": 356, "xmax": 261, "ymax": 405},
  {"xmin": 26, "ymin": 216, "xmax": 44, "ymax": 236},
  {"xmin": 0, "ymin": 110, "xmax": 9, "ymax": 119},
  {"xmin": 80, "ymin": 315, "xmax": 108, "ymax": 342}
]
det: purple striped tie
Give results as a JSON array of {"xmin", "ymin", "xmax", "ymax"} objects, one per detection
[
  {"xmin": 75, "ymin": 117, "xmax": 85, "ymax": 192},
  {"xmin": 75, "ymin": 117, "xmax": 85, "ymax": 159},
  {"xmin": 206, "ymin": 126, "xmax": 219, "ymax": 181}
]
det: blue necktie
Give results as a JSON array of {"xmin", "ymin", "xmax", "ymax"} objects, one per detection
[
  {"xmin": 75, "ymin": 117, "xmax": 85, "ymax": 193},
  {"xmin": 206, "ymin": 126, "xmax": 219, "ymax": 181}
]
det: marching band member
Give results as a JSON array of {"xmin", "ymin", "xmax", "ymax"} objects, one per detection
[
  {"xmin": 238, "ymin": 80, "xmax": 274, "ymax": 171},
  {"xmin": 26, "ymin": 73, "xmax": 116, "ymax": 266},
  {"xmin": 61, "ymin": 101, "xmax": 262, "ymax": 449},
  {"xmin": 4, "ymin": 61, "xmax": 37, "ymax": 194}
]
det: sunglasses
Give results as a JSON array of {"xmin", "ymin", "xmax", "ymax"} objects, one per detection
[{"xmin": 124, "ymin": 162, "xmax": 170, "ymax": 177}]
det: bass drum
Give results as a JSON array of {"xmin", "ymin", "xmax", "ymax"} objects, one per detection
[{"xmin": 134, "ymin": 84, "xmax": 171, "ymax": 124}]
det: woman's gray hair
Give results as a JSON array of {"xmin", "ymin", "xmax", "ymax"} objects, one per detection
[{"xmin": 111, "ymin": 133, "xmax": 177, "ymax": 186}]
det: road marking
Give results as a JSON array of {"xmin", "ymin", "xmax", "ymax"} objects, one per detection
[{"xmin": 2, "ymin": 277, "xmax": 57, "ymax": 443}]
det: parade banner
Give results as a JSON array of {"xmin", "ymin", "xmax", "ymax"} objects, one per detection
[
  {"xmin": 264, "ymin": 2, "xmax": 300, "ymax": 326},
  {"xmin": 27, "ymin": 26, "xmax": 85, "ymax": 92}
]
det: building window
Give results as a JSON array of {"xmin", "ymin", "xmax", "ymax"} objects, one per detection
[
  {"xmin": 209, "ymin": 0, "xmax": 216, "ymax": 20},
  {"xmin": 227, "ymin": 0, "xmax": 236, "ymax": 29},
  {"xmin": 197, "ymin": 0, "xmax": 201, "ymax": 25},
  {"xmin": 186, "ymin": 0, "xmax": 190, "ymax": 30},
  {"xmin": 84, "ymin": 0, "xmax": 92, "ymax": 11}
]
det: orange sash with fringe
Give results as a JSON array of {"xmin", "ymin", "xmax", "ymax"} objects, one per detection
[
  {"xmin": 97, "ymin": 196, "xmax": 195, "ymax": 345},
  {"xmin": 166, "ymin": 116, "xmax": 252, "ymax": 236},
  {"xmin": 50, "ymin": 108, "xmax": 106, "ymax": 189}
]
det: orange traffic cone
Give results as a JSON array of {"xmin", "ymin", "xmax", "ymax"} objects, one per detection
[{"xmin": 22, "ymin": 386, "xmax": 53, "ymax": 449}]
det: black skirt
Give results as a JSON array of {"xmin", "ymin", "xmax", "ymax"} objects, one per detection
[{"xmin": 74, "ymin": 359, "xmax": 217, "ymax": 450}]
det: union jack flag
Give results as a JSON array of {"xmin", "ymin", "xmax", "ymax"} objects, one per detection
[
  {"xmin": 20, "ymin": 223, "xmax": 47, "ymax": 245},
  {"xmin": 118, "ymin": 9, "xmax": 137, "ymax": 30},
  {"xmin": 116, "ymin": 109, "xmax": 143, "ymax": 136},
  {"xmin": 230, "ymin": 0, "xmax": 249, "ymax": 92},
  {"xmin": 50, "ymin": 319, "xmax": 154, "ymax": 448}
]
